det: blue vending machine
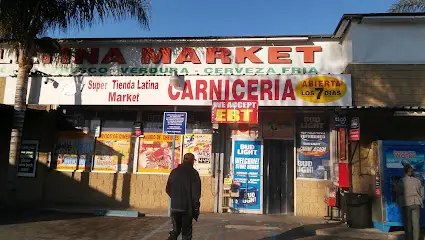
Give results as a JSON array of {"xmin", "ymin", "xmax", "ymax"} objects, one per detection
[{"xmin": 373, "ymin": 140, "xmax": 425, "ymax": 232}]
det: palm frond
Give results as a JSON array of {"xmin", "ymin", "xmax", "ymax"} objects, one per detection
[
  {"xmin": 66, "ymin": 0, "xmax": 151, "ymax": 31},
  {"xmin": 389, "ymin": 0, "xmax": 425, "ymax": 13},
  {"xmin": 0, "ymin": 0, "xmax": 151, "ymax": 44}
]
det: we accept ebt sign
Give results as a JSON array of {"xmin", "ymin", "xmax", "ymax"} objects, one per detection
[{"xmin": 232, "ymin": 140, "xmax": 262, "ymax": 213}]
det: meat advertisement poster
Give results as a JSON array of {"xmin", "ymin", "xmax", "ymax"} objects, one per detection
[
  {"xmin": 137, "ymin": 133, "xmax": 182, "ymax": 173},
  {"xmin": 183, "ymin": 134, "xmax": 212, "ymax": 176},
  {"xmin": 296, "ymin": 114, "xmax": 330, "ymax": 180}
]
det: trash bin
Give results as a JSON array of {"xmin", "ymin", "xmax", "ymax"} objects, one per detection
[{"xmin": 344, "ymin": 193, "xmax": 372, "ymax": 228}]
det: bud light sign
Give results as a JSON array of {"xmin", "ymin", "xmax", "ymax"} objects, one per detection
[
  {"xmin": 296, "ymin": 115, "xmax": 330, "ymax": 180},
  {"xmin": 232, "ymin": 140, "xmax": 262, "ymax": 212}
]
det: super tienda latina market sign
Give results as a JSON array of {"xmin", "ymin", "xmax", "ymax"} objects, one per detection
[
  {"xmin": 0, "ymin": 42, "xmax": 346, "ymax": 76},
  {"xmin": 3, "ymin": 75, "xmax": 352, "ymax": 106}
]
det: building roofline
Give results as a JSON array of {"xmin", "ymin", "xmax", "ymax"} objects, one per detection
[
  {"xmin": 56, "ymin": 34, "xmax": 334, "ymax": 43},
  {"xmin": 333, "ymin": 12, "xmax": 425, "ymax": 38}
]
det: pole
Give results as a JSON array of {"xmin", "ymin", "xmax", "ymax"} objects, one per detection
[{"xmin": 168, "ymin": 106, "xmax": 178, "ymax": 217}]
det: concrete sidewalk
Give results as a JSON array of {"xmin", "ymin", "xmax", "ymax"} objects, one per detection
[
  {"xmin": 0, "ymin": 207, "xmax": 413, "ymax": 240},
  {"xmin": 315, "ymin": 224, "xmax": 405, "ymax": 240}
]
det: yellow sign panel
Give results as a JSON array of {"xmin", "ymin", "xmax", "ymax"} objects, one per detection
[{"xmin": 295, "ymin": 76, "xmax": 347, "ymax": 103}]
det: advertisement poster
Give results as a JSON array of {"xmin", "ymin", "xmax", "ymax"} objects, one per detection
[
  {"xmin": 55, "ymin": 132, "xmax": 94, "ymax": 171},
  {"xmin": 349, "ymin": 117, "xmax": 360, "ymax": 141},
  {"xmin": 296, "ymin": 115, "xmax": 330, "ymax": 180},
  {"xmin": 232, "ymin": 140, "xmax": 262, "ymax": 212},
  {"xmin": 93, "ymin": 132, "xmax": 132, "ymax": 172},
  {"xmin": 183, "ymin": 134, "xmax": 212, "ymax": 176},
  {"xmin": 138, "ymin": 133, "xmax": 182, "ymax": 173},
  {"xmin": 212, "ymin": 100, "xmax": 258, "ymax": 124},
  {"xmin": 17, "ymin": 140, "xmax": 39, "ymax": 177},
  {"xmin": 384, "ymin": 145, "xmax": 425, "ymax": 171}
]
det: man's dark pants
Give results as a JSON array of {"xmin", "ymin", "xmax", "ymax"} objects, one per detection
[
  {"xmin": 402, "ymin": 204, "xmax": 421, "ymax": 240},
  {"xmin": 169, "ymin": 211, "xmax": 193, "ymax": 240}
]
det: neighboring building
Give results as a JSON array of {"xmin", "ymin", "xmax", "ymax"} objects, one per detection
[{"xmin": 0, "ymin": 13, "xmax": 424, "ymax": 217}]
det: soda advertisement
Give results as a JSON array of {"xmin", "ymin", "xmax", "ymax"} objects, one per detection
[
  {"xmin": 183, "ymin": 134, "xmax": 212, "ymax": 176},
  {"xmin": 381, "ymin": 141, "xmax": 425, "ymax": 225},
  {"xmin": 296, "ymin": 115, "xmax": 330, "ymax": 180},
  {"xmin": 138, "ymin": 133, "xmax": 182, "ymax": 173},
  {"xmin": 385, "ymin": 146, "xmax": 425, "ymax": 171},
  {"xmin": 93, "ymin": 132, "xmax": 132, "ymax": 172},
  {"xmin": 232, "ymin": 140, "xmax": 262, "ymax": 213},
  {"xmin": 55, "ymin": 132, "xmax": 94, "ymax": 171}
]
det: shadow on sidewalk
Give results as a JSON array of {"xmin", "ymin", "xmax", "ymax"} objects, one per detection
[
  {"xmin": 257, "ymin": 222, "xmax": 342, "ymax": 240},
  {"xmin": 0, "ymin": 208, "xmax": 95, "ymax": 225}
]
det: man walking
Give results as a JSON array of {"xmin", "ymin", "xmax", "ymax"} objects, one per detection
[
  {"xmin": 166, "ymin": 153, "xmax": 201, "ymax": 240},
  {"xmin": 397, "ymin": 164, "xmax": 424, "ymax": 240}
]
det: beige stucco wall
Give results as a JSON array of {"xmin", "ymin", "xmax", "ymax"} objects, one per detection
[
  {"xmin": 41, "ymin": 172, "xmax": 215, "ymax": 213},
  {"xmin": 295, "ymin": 180, "xmax": 328, "ymax": 217}
]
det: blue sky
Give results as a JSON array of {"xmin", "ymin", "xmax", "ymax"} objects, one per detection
[{"xmin": 51, "ymin": 0, "xmax": 394, "ymax": 38}]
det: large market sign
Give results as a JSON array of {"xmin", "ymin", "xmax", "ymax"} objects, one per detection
[
  {"xmin": 3, "ymin": 75, "xmax": 352, "ymax": 106},
  {"xmin": 0, "ymin": 42, "xmax": 345, "ymax": 76}
]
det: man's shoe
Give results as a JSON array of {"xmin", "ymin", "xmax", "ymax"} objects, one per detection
[{"xmin": 167, "ymin": 231, "xmax": 178, "ymax": 240}]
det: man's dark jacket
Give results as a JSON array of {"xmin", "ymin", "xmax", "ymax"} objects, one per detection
[{"xmin": 166, "ymin": 162, "xmax": 201, "ymax": 214}]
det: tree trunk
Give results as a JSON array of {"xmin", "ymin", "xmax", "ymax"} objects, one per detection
[{"xmin": 7, "ymin": 46, "xmax": 33, "ymax": 199}]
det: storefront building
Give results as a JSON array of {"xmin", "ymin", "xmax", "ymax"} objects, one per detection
[{"xmin": 0, "ymin": 13, "xmax": 423, "ymax": 217}]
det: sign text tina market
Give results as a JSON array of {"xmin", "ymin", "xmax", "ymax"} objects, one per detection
[{"xmin": 2, "ymin": 46, "xmax": 326, "ymax": 75}]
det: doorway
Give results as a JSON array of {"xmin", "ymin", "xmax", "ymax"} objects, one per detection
[{"xmin": 263, "ymin": 140, "xmax": 294, "ymax": 215}]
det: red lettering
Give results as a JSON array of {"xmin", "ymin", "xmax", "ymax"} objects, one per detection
[
  {"xmin": 232, "ymin": 79, "xmax": 245, "ymax": 101},
  {"xmin": 175, "ymin": 48, "xmax": 201, "ymax": 64},
  {"xmin": 210, "ymin": 80, "xmax": 222, "ymax": 100},
  {"xmin": 101, "ymin": 48, "xmax": 126, "ymax": 64},
  {"xmin": 181, "ymin": 80, "xmax": 194, "ymax": 99},
  {"xmin": 235, "ymin": 47, "xmax": 263, "ymax": 64},
  {"xmin": 296, "ymin": 46, "xmax": 322, "ymax": 63},
  {"xmin": 247, "ymin": 80, "xmax": 258, "ymax": 100},
  {"xmin": 141, "ymin": 48, "xmax": 171, "ymax": 64},
  {"xmin": 260, "ymin": 80, "xmax": 273, "ymax": 100},
  {"xmin": 75, "ymin": 48, "xmax": 99, "ymax": 64},
  {"xmin": 274, "ymin": 80, "xmax": 280, "ymax": 100},
  {"xmin": 42, "ymin": 53, "xmax": 51, "ymax": 64},
  {"xmin": 206, "ymin": 48, "xmax": 231, "ymax": 64},
  {"xmin": 196, "ymin": 80, "xmax": 208, "ymax": 100},
  {"xmin": 282, "ymin": 79, "xmax": 295, "ymax": 100},
  {"xmin": 61, "ymin": 48, "xmax": 71, "ymax": 64},
  {"xmin": 168, "ymin": 85, "xmax": 180, "ymax": 100},
  {"xmin": 268, "ymin": 47, "xmax": 292, "ymax": 64},
  {"xmin": 225, "ymin": 80, "xmax": 230, "ymax": 100}
]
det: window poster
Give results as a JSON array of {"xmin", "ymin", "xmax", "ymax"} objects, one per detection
[
  {"xmin": 137, "ymin": 133, "xmax": 182, "ymax": 173},
  {"xmin": 232, "ymin": 140, "xmax": 262, "ymax": 213},
  {"xmin": 183, "ymin": 134, "xmax": 212, "ymax": 176},
  {"xmin": 296, "ymin": 114, "xmax": 330, "ymax": 180},
  {"xmin": 93, "ymin": 132, "xmax": 132, "ymax": 172},
  {"xmin": 55, "ymin": 131, "xmax": 94, "ymax": 171}
]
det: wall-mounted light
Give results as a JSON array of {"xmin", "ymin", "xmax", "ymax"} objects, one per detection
[
  {"xmin": 169, "ymin": 70, "xmax": 185, "ymax": 90},
  {"xmin": 169, "ymin": 70, "xmax": 180, "ymax": 87}
]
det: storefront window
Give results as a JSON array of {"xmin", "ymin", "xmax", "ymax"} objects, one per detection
[{"xmin": 137, "ymin": 111, "xmax": 213, "ymax": 175}]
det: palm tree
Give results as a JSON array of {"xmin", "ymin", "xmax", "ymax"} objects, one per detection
[
  {"xmin": 0, "ymin": 0, "xmax": 150, "ymax": 196},
  {"xmin": 389, "ymin": 0, "xmax": 425, "ymax": 12}
]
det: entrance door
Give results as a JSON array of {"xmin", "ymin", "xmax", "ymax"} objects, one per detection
[{"xmin": 263, "ymin": 140, "xmax": 294, "ymax": 215}]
